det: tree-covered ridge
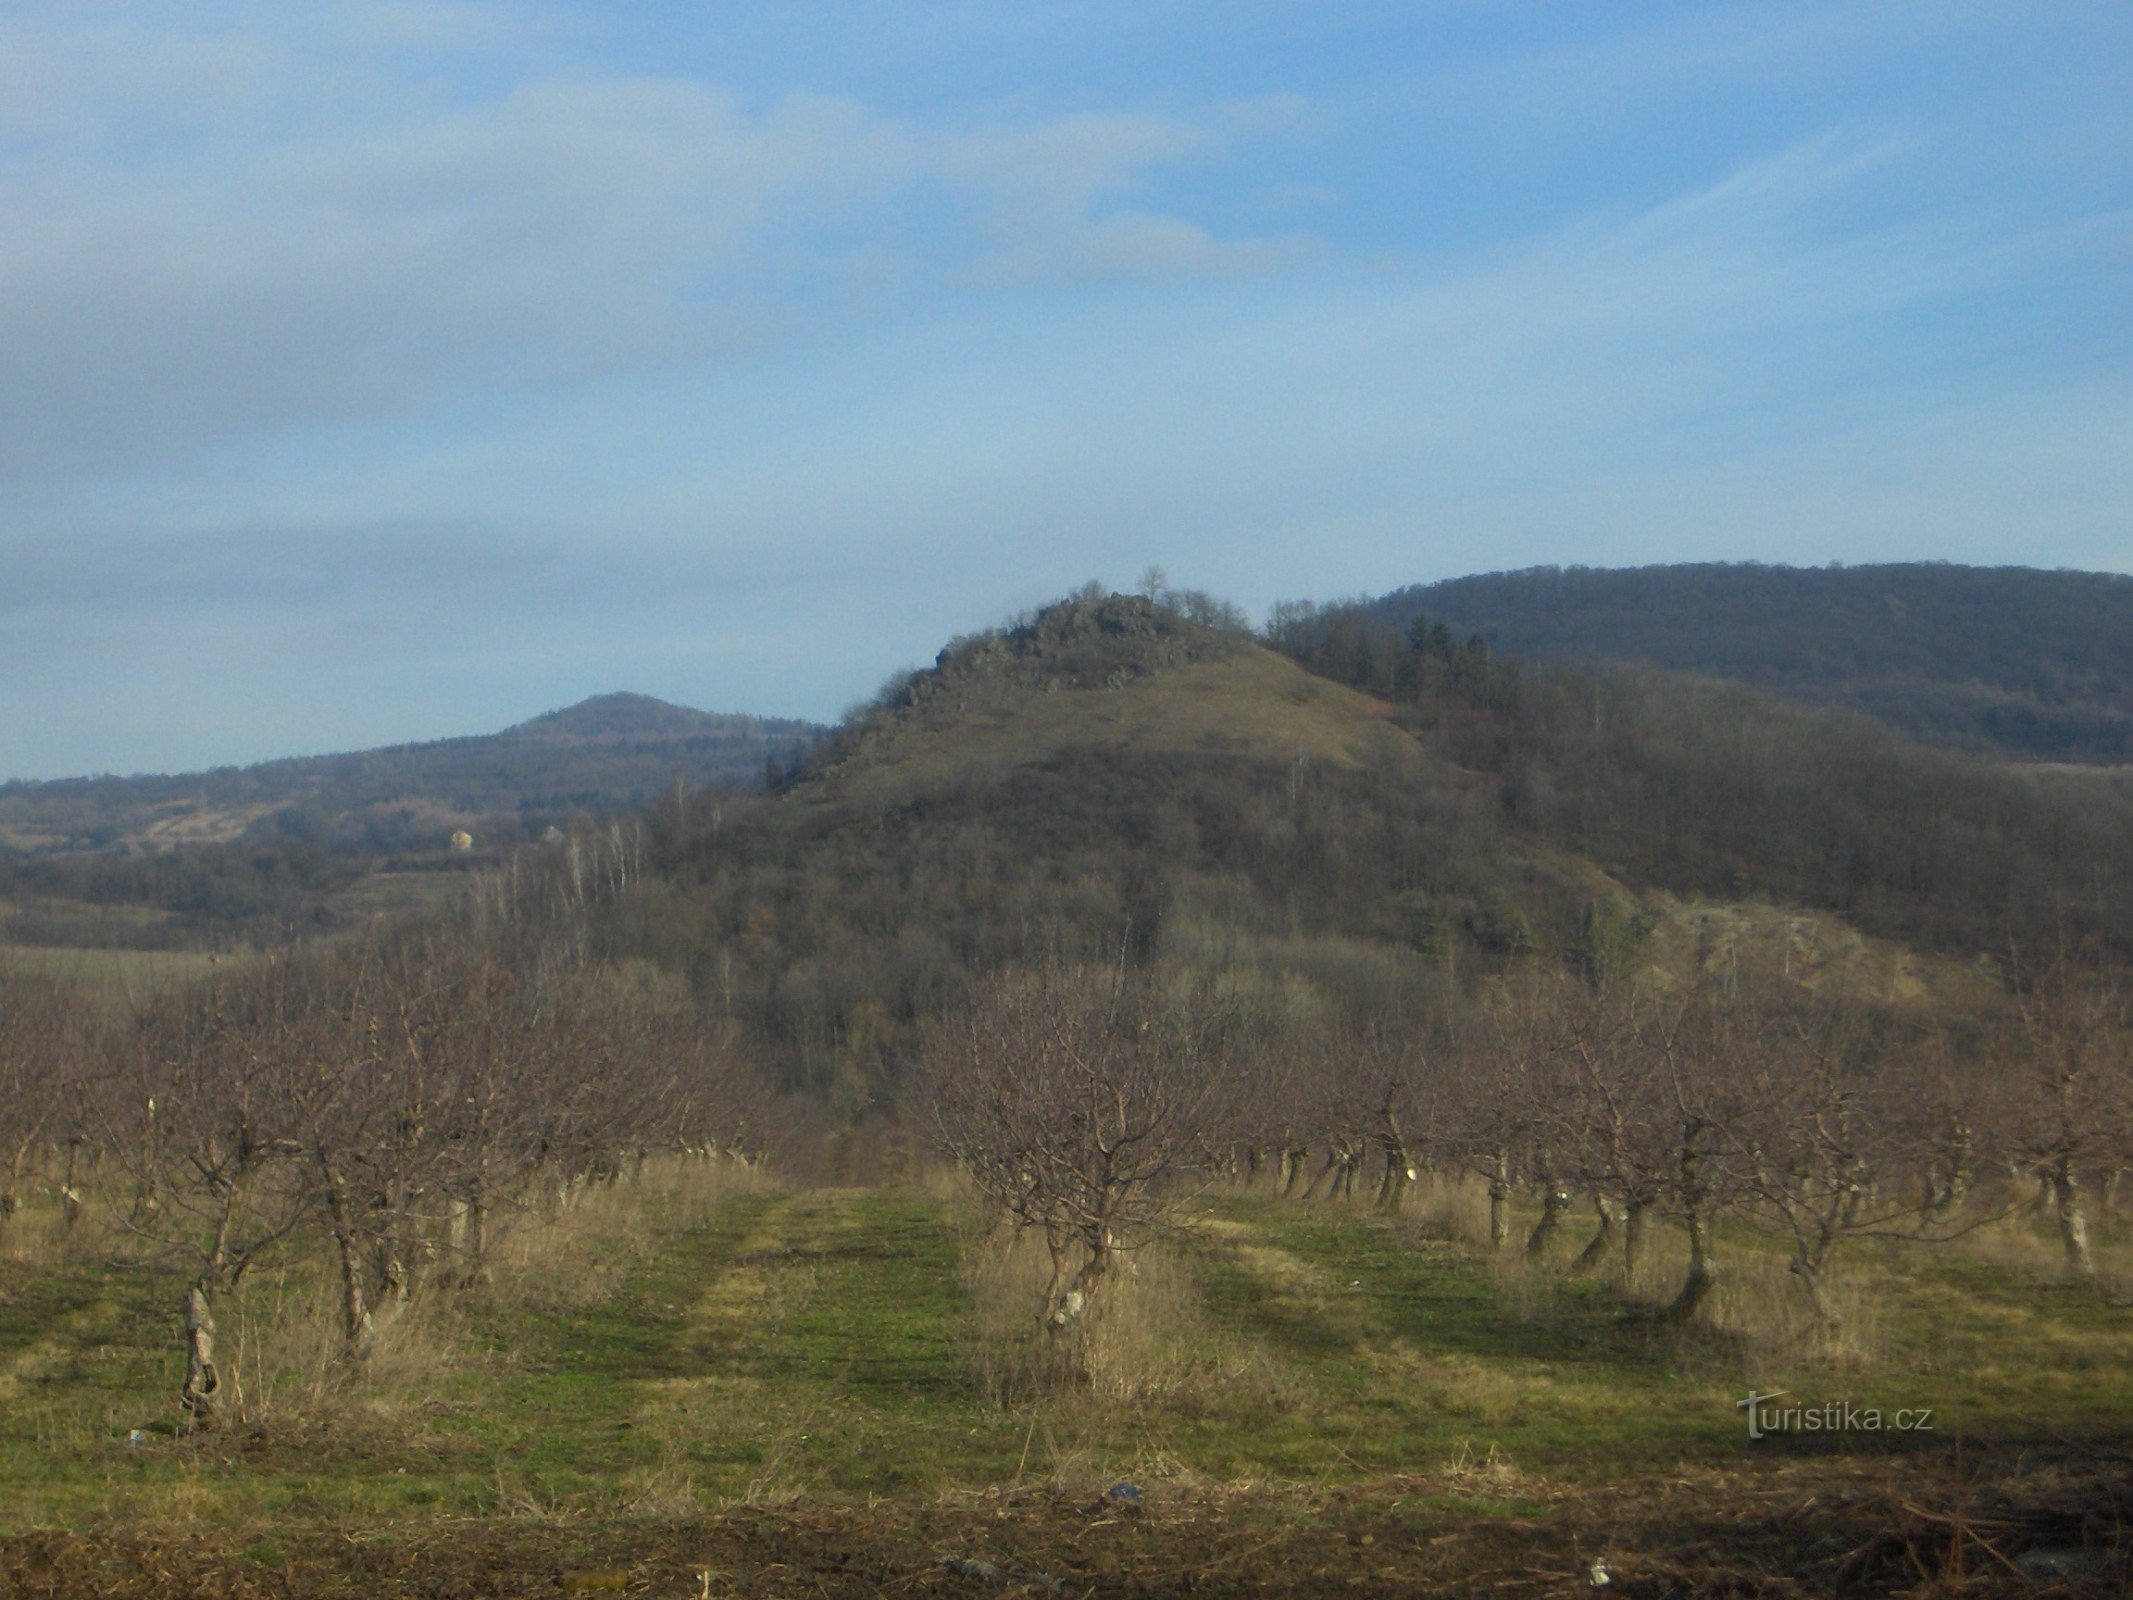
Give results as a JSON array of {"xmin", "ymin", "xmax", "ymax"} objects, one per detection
[
  {"xmin": 1364, "ymin": 562, "xmax": 2133, "ymax": 763},
  {"xmin": 614, "ymin": 591, "xmax": 2133, "ymax": 1105},
  {"xmin": 0, "ymin": 693, "xmax": 823, "ymax": 858},
  {"xmin": 1270, "ymin": 600, "xmax": 2133, "ymax": 959}
]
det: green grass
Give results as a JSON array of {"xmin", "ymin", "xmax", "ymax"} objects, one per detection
[
  {"xmin": 0, "ymin": 943, "xmax": 229, "ymax": 993},
  {"xmin": 3, "ymin": 1174, "xmax": 2131, "ymax": 1539},
  {"xmin": 1175, "ymin": 1198, "xmax": 1745, "ymax": 1475}
]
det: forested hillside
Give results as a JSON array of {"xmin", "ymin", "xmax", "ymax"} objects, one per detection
[
  {"xmin": 608, "ymin": 591, "xmax": 2133, "ymax": 1102},
  {"xmin": 1364, "ymin": 562, "xmax": 2133, "ymax": 763}
]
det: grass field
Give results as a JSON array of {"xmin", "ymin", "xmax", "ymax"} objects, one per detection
[
  {"xmin": 0, "ymin": 943, "xmax": 228, "ymax": 992},
  {"xmin": 3, "ymin": 1167, "xmax": 2130, "ymax": 1596}
]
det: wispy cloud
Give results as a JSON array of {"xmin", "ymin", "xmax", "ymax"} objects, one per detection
[
  {"xmin": 0, "ymin": 2, "xmax": 2126, "ymax": 778},
  {"xmin": 0, "ymin": 14, "xmax": 1308, "ymax": 488}
]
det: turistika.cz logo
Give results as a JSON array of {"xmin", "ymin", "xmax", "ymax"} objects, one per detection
[{"xmin": 1736, "ymin": 1390, "xmax": 1934, "ymax": 1440}]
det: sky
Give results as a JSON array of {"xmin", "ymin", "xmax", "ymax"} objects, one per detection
[{"xmin": 2, "ymin": 2, "xmax": 2128, "ymax": 779}]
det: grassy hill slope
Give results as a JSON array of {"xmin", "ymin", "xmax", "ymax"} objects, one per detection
[{"xmin": 810, "ymin": 604, "xmax": 1431, "ymax": 806}]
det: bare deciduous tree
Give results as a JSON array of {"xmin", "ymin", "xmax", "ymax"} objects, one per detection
[
  {"xmin": 1722, "ymin": 991, "xmax": 1940, "ymax": 1330},
  {"xmin": 1996, "ymin": 952, "xmax": 2131, "ymax": 1278},
  {"xmin": 928, "ymin": 965, "xmax": 1239, "ymax": 1333},
  {"xmin": 0, "ymin": 963, "xmax": 89, "ymax": 1247},
  {"xmin": 1438, "ymin": 991, "xmax": 1553, "ymax": 1253},
  {"xmin": 118, "ymin": 977, "xmax": 309, "ymax": 1424}
]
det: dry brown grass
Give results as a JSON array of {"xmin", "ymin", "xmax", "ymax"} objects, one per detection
[
  {"xmin": 1956, "ymin": 1208, "xmax": 2133, "ymax": 1296},
  {"xmin": 1398, "ymin": 1169, "xmax": 1494, "ymax": 1247},
  {"xmin": 620, "ymin": 1435, "xmax": 705, "ymax": 1517},
  {"xmin": 1438, "ymin": 1438, "xmax": 1539, "ymax": 1498},
  {"xmin": 484, "ymin": 1151, "xmax": 775, "ymax": 1313},
  {"xmin": 1460, "ymin": 1195, "xmax": 1886, "ymax": 1368},
  {"xmin": 174, "ymin": 1152, "xmax": 777, "ymax": 1439},
  {"xmin": 957, "ymin": 1207, "xmax": 1268, "ymax": 1411},
  {"xmin": 0, "ymin": 1191, "xmax": 111, "ymax": 1268},
  {"xmin": 1381, "ymin": 1170, "xmax": 2125, "ymax": 1366},
  {"xmin": 1707, "ymin": 1253, "xmax": 1883, "ymax": 1367},
  {"xmin": 211, "ymin": 1256, "xmax": 467, "ymax": 1434},
  {"xmin": 0, "ymin": 943, "xmax": 227, "ymax": 996},
  {"xmin": 1076, "ymin": 1243, "xmax": 1242, "ymax": 1406}
]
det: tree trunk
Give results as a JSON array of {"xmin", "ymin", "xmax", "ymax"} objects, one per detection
[
  {"xmin": 2026, "ymin": 1169, "xmax": 2053, "ymax": 1217},
  {"xmin": 1928, "ymin": 1162, "xmax": 1970, "ymax": 1219},
  {"xmin": 1050, "ymin": 1232, "xmax": 1112, "ymax": 1335},
  {"xmin": 1570, "ymin": 1196, "xmax": 1619, "ymax": 1275},
  {"xmin": 59, "ymin": 1140, "xmax": 85, "ymax": 1232},
  {"xmin": 323, "ymin": 1170, "xmax": 375, "ymax": 1362},
  {"xmin": 1928, "ymin": 1126, "xmax": 1972, "ymax": 1220},
  {"xmin": 1792, "ymin": 1253, "xmax": 1840, "ymax": 1332},
  {"xmin": 180, "ymin": 1283, "xmax": 221, "ymax": 1426},
  {"xmin": 1079, "ymin": 1243, "xmax": 1111, "ymax": 1297},
  {"xmin": 374, "ymin": 1167, "xmax": 416, "ymax": 1314},
  {"xmin": 1487, "ymin": 1154, "xmax": 1512, "ymax": 1251},
  {"xmin": 1041, "ymin": 1235, "xmax": 1076, "ymax": 1334},
  {"xmin": 549, "ymin": 1169, "xmax": 584, "ymax": 1215},
  {"xmin": 452, "ymin": 1187, "xmax": 493, "ymax": 1288},
  {"xmin": 0, "ymin": 1145, "xmax": 23, "ymax": 1247},
  {"xmin": 465, "ymin": 1195, "xmax": 490, "ymax": 1285},
  {"xmin": 1663, "ymin": 1125, "xmax": 1719, "ymax": 1321},
  {"xmin": 1279, "ymin": 1148, "xmax": 1309, "ymax": 1199},
  {"xmin": 133, "ymin": 1097, "xmax": 162, "ymax": 1227},
  {"xmin": 1301, "ymin": 1148, "xmax": 1339, "ymax": 1202},
  {"xmin": 1623, "ymin": 1199, "xmax": 1649, "ymax": 1284},
  {"xmin": 1665, "ymin": 1202, "xmax": 1718, "ymax": 1321},
  {"xmin": 1376, "ymin": 1149, "xmax": 1414, "ymax": 1214},
  {"xmin": 1333, "ymin": 1148, "xmax": 1360, "ymax": 1203},
  {"xmin": 374, "ymin": 1237, "xmax": 410, "ymax": 1315},
  {"xmin": 1525, "ymin": 1186, "xmax": 1572, "ymax": 1260},
  {"xmin": 2051, "ymin": 1157, "xmax": 2095, "ymax": 1278}
]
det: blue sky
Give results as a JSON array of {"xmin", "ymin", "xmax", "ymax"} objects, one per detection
[{"xmin": 2, "ymin": 1, "xmax": 2128, "ymax": 778}]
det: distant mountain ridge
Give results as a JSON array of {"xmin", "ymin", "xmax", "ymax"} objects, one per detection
[
  {"xmin": 513, "ymin": 692, "xmax": 749, "ymax": 742},
  {"xmin": 0, "ymin": 694, "xmax": 824, "ymax": 857},
  {"xmin": 1364, "ymin": 562, "xmax": 2133, "ymax": 764}
]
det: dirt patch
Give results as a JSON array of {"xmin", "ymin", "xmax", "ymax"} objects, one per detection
[{"xmin": 8, "ymin": 1444, "xmax": 2130, "ymax": 1598}]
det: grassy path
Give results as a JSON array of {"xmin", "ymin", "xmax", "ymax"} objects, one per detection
[
  {"xmin": 1180, "ymin": 1198, "xmax": 1742, "ymax": 1477},
  {"xmin": 5, "ymin": 1178, "xmax": 2133, "ymax": 1537},
  {"xmin": 625, "ymin": 1186, "xmax": 1023, "ymax": 1499},
  {"xmin": 1187, "ymin": 1194, "xmax": 2133, "ymax": 1476},
  {"xmin": 0, "ymin": 1186, "xmax": 1004, "ymax": 1527}
]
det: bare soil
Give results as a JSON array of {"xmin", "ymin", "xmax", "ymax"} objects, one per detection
[{"xmin": 7, "ymin": 1441, "xmax": 2127, "ymax": 1599}]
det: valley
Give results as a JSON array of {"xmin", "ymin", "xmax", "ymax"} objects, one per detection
[{"xmin": 5, "ymin": 579, "xmax": 2133, "ymax": 1596}]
